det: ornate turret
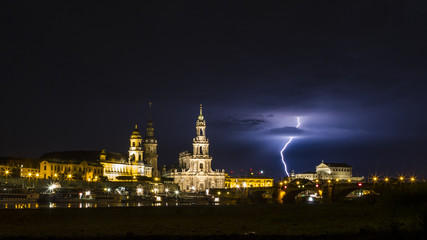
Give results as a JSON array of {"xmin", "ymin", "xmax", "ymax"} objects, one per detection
[
  {"xmin": 129, "ymin": 124, "xmax": 143, "ymax": 164},
  {"xmin": 192, "ymin": 104, "xmax": 211, "ymax": 170},
  {"xmin": 143, "ymin": 102, "xmax": 159, "ymax": 176}
]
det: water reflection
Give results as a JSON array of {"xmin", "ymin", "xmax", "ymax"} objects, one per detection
[{"xmin": 0, "ymin": 201, "xmax": 214, "ymax": 209}]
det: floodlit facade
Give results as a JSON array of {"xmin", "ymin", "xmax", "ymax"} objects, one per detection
[
  {"xmin": 101, "ymin": 125, "xmax": 152, "ymax": 181},
  {"xmin": 39, "ymin": 159, "xmax": 103, "ymax": 181},
  {"xmin": 293, "ymin": 161, "xmax": 364, "ymax": 182},
  {"xmin": 165, "ymin": 105, "xmax": 225, "ymax": 192},
  {"xmin": 225, "ymin": 176, "xmax": 274, "ymax": 188}
]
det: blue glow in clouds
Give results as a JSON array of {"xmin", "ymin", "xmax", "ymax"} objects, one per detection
[{"xmin": 280, "ymin": 117, "xmax": 301, "ymax": 177}]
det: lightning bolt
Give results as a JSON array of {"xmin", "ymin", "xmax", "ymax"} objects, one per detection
[{"xmin": 281, "ymin": 117, "xmax": 301, "ymax": 177}]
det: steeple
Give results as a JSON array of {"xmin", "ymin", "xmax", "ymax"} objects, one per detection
[
  {"xmin": 198, "ymin": 104, "xmax": 204, "ymax": 121},
  {"xmin": 129, "ymin": 124, "xmax": 143, "ymax": 164},
  {"xmin": 143, "ymin": 101, "xmax": 158, "ymax": 176},
  {"xmin": 193, "ymin": 104, "xmax": 208, "ymax": 157},
  {"xmin": 149, "ymin": 101, "xmax": 152, "ymax": 121}
]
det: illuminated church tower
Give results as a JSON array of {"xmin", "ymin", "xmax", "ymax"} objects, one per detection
[
  {"xmin": 143, "ymin": 102, "xmax": 159, "ymax": 177},
  {"xmin": 167, "ymin": 104, "xmax": 225, "ymax": 192},
  {"xmin": 191, "ymin": 104, "xmax": 212, "ymax": 171},
  {"xmin": 129, "ymin": 125, "xmax": 143, "ymax": 164}
]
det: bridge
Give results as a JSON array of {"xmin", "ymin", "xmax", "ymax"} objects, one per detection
[{"xmin": 215, "ymin": 179, "xmax": 426, "ymax": 204}]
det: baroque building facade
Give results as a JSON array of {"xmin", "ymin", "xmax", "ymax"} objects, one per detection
[
  {"xmin": 101, "ymin": 124, "xmax": 153, "ymax": 181},
  {"xmin": 292, "ymin": 161, "xmax": 364, "ymax": 182},
  {"xmin": 165, "ymin": 105, "xmax": 225, "ymax": 192}
]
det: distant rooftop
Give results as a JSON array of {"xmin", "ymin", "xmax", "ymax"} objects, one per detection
[{"xmin": 40, "ymin": 151, "xmax": 127, "ymax": 164}]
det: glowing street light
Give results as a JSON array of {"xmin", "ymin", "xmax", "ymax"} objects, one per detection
[{"xmin": 384, "ymin": 178, "xmax": 389, "ymax": 182}]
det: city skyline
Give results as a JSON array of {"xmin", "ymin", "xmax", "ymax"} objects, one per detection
[{"xmin": 1, "ymin": 1, "xmax": 427, "ymax": 178}]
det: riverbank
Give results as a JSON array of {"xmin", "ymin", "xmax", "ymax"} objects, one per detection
[{"xmin": 0, "ymin": 203, "xmax": 425, "ymax": 239}]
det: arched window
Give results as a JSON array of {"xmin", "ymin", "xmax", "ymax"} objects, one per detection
[
  {"xmin": 132, "ymin": 142, "xmax": 135, "ymax": 147},
  {"xmin": 200, "ymin": 163, "xmax": 204, "ymax": 170},
  {"xmin": 200, "ymin": 146, "xmax": 203, "ymax": 155}
]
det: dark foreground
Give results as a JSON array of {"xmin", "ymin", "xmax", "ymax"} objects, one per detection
[{"xmin": 0, "ymin": 203, "xmax": 426, "ymax": 240}]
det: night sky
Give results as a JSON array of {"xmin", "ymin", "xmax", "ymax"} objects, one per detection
[{"xmin": 1, "ymin": 1, "xmax": 427, "ymax": 179}]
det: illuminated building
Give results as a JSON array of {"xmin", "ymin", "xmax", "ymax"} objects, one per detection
[
  {"xmin": 165, "ymin": 105, "xmax": 225, "ymax": 192},
  {"xmin": 0, "ymin": 157, "xmax": 41, "ymax": 178},
  {"xmin": 225, "ymin": 176, "xmax": 274, "ymax": 188},
  {"xmin": 143, "ymin": 102, "xmax": 159, "ymax": 177},
  {"xmin": 39, "ymin": 159, "xmax": 102, "ymax": 181},
  {"xmin": 292, "ymin": 161, "xmax": 364, "ymax": 182},
  {"xmin": 101, "ymin": 124, "xmax": 152, "ymax": 181}
]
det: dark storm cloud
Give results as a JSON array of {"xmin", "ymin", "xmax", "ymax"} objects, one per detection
[
  {"xmin": 267, "ymin": 127, "xmax": 305, "ymax": 137},
  {"xmin": 1, "ymin": 1, "xmax": 427, "ymax": 178},
  {"xmin": 211, "ymin": 116, "xmax": 268, "ymax": 131}
]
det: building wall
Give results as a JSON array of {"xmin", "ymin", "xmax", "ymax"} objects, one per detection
[
  {"xmin": 39, "ymin": 160, "xmax": 103, "ymax": 181},
  {"xmin": 101, "ymin": 162, "xmax": 152, "ymax": 181},
  {"xmin": 225, "ymin": 177, "xmax": 274, "ymax": 188}
]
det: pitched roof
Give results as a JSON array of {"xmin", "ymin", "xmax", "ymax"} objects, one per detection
[{"xmin": 40, "ymin": 151, "xmax": 127, "ymax": 165}]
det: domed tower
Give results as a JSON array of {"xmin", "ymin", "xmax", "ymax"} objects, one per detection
[
  {"xmin": 129, "ymin": 124, "xmax": 143, "ymax": 164},
  {"xmin": 143, "ymin": 102, "xmax": 158, "ymax": 176}
]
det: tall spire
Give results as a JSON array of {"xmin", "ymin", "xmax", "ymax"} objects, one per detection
[
  {"xmin": 198, "ymin": 104, "xmax": 204, "ymax": 121},
  {"xmin": 149, "ymin": 101, "xmax": 152, "ymax": 121}
]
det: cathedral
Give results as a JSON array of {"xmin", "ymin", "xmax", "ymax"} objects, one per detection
[{"xmin": 165, "ymin": 105, "xmax": 225, "ymax": 192}]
